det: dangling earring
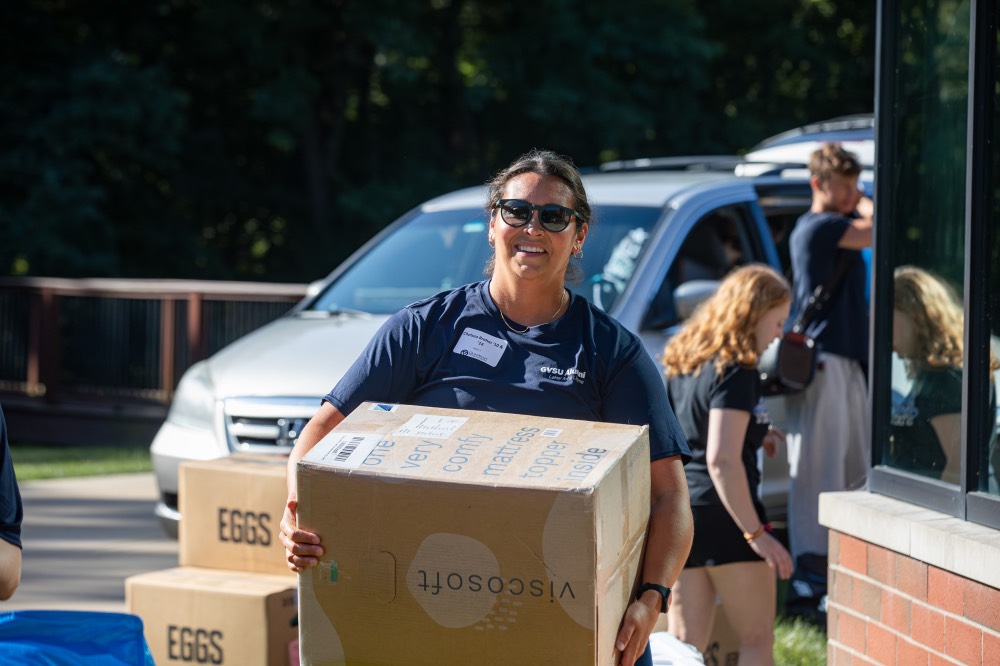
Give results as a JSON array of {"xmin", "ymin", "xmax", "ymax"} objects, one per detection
[
  {"xmin": 489, "ymin": 237, "xmax": 495, "ymax": 250},
  {"xmin": 573, "ymin": 245, "xmax": 584, "ymax": 260}
]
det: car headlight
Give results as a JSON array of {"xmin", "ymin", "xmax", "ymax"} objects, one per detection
[{"xmin": 167, "ymin": 361, "xmax": 217, "ymax": 430}]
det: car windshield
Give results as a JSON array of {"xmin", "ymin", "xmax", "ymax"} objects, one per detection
[{"xmin": 310, "ymin": 205, "xmax": 664, "ymax": 315}]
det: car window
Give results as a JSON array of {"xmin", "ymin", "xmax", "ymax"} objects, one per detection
[
  {"xmin": 670, "ymin": 207, "xmax": 750, "ymax": 284},
  {"xmin": 311, "ymin": 205, "xmax": 664, "ymax": 315},
  {"xmin": 578, "ymin": 205, "xmax": 663, "ymax": 311},
  {"xmin": 312, "ymin": 210, "xmax": 494, "ymax": 314},
  {"xmin": 644, "ymin": 204, "xmax": 757, "ymax": 330}
]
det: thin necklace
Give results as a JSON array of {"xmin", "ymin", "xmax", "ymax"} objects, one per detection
[{"xmin": 498, "ymin": 289, "xmax": 567, "ymax": 334}]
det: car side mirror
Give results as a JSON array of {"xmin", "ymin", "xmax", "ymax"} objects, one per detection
[{"xmin": 673, "ymin": 280, "xmax": 720, "ymax": 321}]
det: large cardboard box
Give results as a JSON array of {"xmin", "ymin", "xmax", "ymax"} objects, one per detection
[
  {"xmin": 125, "ymin": 567, "xmax": 298, "ymax": 666},
  {"xmin": 179, "ymin": 453, "xmax": 291, "ymax": 576},
  {"xmin": 296, "ymin": 402, "xmax": 651, "ymax": 665}
]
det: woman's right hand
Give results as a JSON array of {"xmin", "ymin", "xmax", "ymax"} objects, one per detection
[
  {"xmin": 749, "ymin": 532, "xmax": 794, "ymax": 580},
  {"xmin": 279, "ymin": 497, "xmax": 324, "ymax": 572},
  {"xmin": 280, "ymin": 404, "xmax": 345, "ymax": 572}
]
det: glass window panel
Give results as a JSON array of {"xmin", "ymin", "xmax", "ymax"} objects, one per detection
[
  {"xmin": 882, "ymin": 0, "xmax": 969, "ymax": 483},
  {"xmin": 981, "ymin": 23, "xmax": 1000, "ymax": 496}
]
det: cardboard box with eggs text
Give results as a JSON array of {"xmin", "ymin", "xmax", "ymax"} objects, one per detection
[
  {"xmin": 295, "ymin": 402, "xmax": 651, "ymax": 665},
  {"xmin": 179, "ymin": 453, "xmax": 291, "ymax": 576},
  {"xmin": 125, "ymin": 566, "xmax": 298, "ymax": 666}
]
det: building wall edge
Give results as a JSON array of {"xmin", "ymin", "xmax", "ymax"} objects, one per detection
[{"xmin": 820, "ymin": 490, "xmax": 1000, "ymax": 589}]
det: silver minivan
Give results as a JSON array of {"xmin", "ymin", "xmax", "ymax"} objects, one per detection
[{"xmin": 150, "ymin": 161, "xmax": 839, "ymax": 536}]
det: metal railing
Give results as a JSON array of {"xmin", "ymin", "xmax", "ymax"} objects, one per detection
[{"xmin": 0, "ymin": 277, "xmax": 308, "ymax": 411}]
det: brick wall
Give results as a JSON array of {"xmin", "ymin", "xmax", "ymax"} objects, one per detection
[{"xmin": 826, "ymin": 531, "xmax": 1000, "ymax": 665}]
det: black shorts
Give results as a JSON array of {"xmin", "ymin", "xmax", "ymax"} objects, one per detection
[{"xmin": 685, "ymin": 504, "xmax": 767, "ymax": 568}]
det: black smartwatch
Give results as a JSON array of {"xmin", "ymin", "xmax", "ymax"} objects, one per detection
[{"xmin": 637, "ymin": 582, "xmax": 671, "ymax": 613}]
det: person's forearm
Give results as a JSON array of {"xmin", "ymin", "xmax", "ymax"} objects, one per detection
[
  {"xmin": 839, "ymin": 202, "xmax": 874, "ymax": 249},
  {"xmin": 286, "ymin": 402, "xmax": 345, "ymax": 500},
  {"xmin": 641, "ymin": 457, "xmax": 693, "ymax": 588},
  {"xmin": 281, "ymin": 403, "xmax": 344, "ymax": 572},
  {"xmin": 708, "ymin": 459, "xmax": 764, "ymax": 535},
  {"xmin": 706, "ymin": 408, "xmax": 761, "ymax": 535},
  {"xmin": 642, "ymin": 496, "xmax": 692, "ymax": 590}
]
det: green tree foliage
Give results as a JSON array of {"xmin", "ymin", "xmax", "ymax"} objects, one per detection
[
  {"xmin": 0, "ymin": 0, "xmax": 874, "ymax": 282},
  {"xmin": 693, "ymin": 0, "xmax": 876, "ymax": 151}
]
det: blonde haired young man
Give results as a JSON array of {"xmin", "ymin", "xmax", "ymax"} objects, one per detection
[{"xmin": 785, "ymin": 143, "xmax": 873, "ymax": 611}]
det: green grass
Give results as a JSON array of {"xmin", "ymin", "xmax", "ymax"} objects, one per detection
[
  {"xmin": 775, "ymin": 615, "xmax": 828, "ymax": 665},
  {"xmin": 10, "ymin": 443, "xmax": 152, "ymax": 481}
]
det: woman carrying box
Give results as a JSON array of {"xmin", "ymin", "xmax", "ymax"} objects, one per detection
[{"xmin": 280, "ymin": 148, "xmax": 693, "ymax": 666}]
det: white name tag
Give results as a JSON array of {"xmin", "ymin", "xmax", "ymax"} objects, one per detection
[{"xmin": 452, "ymin": 328, "xmax": 507, "ymax": 367}]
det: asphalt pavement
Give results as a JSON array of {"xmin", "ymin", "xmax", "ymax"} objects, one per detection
[{"xmin": 5, "ymin": 472, "xmax": 179, "ymax": 611}]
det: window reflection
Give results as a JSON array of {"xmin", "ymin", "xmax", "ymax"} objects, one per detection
[
  {"xmin": 889, "ymin": 267, "xmax": 965, "ymax": 483},
  {"xmin": 986, "ymin": 353, "xmax": 1000, "ymax": 494},
  {"xmin": 985, "ymin": 31, "xmax": 1000, "ymax": 496},
  {"xmin": 888, "ymin": 266, "xmax": 1000, "ymax": 488},
  {"xmin": 880, "ymin": 0, "xmax": 973, "ymax": 489}
]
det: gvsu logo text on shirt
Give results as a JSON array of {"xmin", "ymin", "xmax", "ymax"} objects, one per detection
[{"xmin": 540, "ymin": 366, "xmax": 587, "ymax": 384}]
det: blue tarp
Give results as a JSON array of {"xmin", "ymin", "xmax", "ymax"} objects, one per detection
[{"xmin": 0, "ymin": 610, "xmax": 154, "ymax": 665}]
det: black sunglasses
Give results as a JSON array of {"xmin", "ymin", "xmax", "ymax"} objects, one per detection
[{"xmin": 493, "ymin": 199, "xmax": 581, "ymax": 233}]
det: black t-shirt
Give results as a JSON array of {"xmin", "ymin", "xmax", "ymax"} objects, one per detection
[
  {"xmin": 789, "ymin": 210, "xmax": 869, "ymax": 362},
  {"xmin": 888, "ymin": 367, "xmax": 1000, "ymax": 486},
  {"xmin": 0, "ymin": 406, "xmax": 23, "ymax": 550},
  {"xmin": 667, "ymin": 361, "xmax": 771, "ymax": 511},
  {"xmin": 888, "ymin": 366, "xmax": 961, "ymax": 479}
]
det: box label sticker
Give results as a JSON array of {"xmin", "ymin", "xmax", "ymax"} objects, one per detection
[
  {"xmin": 452, "ymin": 328, "xmax": 507, "ymax": 367},
  {"xmin": 368, "ymin": 403, "xmax": 399, "ymax": 412},
  {"xmin": 305, "ymin": 432, "xmax": 381, "ymax": 469},
  {"xmin": 395, "ymin": 414, "xmax": 469, "ymax": 440}
]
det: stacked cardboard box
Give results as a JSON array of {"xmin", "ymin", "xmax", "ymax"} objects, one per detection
[
  {"xmin": 177, "ymin": 454, "xmax": 293, "ymax": 576},
  {"xmin": 126, "ymin": 454, "xmax": 298, "ymax": 666},
  {"xmin": 295, "ymin": 402, "xmax": 652, "ymax": 665}
]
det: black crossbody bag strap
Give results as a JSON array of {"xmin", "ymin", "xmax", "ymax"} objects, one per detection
[{"xmin": 791, "ymin": 252, "xmax": 854, "ymax": 334}]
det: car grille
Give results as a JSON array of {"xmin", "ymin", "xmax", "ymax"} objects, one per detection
[{"xmin": 222, "ymin": 397, "xmax": 319, "ymax": 454}]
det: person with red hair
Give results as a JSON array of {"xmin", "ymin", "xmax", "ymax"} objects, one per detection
[{"xmin": 662, "ymin": 264, "xmax": 794, "ymax": 666}]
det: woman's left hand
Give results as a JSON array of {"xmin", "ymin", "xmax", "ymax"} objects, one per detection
[
  {"xmin": 749, "ymin": 532, "xmax": 794, "ymax": 580},
  {"xmin": 614, "ymin": 597, "xmax": 658, "ymax": 665},
  {"xmin": 763, "ymin": 425, "xmax": 785, "ymax": 458}
]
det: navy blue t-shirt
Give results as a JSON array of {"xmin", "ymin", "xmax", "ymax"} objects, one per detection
[
  {"xmin": 0, "ymin": 405, "xmax": 23, "ymax": 550},
  {"xmin": 325, "ymin": 281, "xmax": 690, "ymax": 463},
  {"xmin": 789, "ymin": 211, "xmax": 869, "ymax": 363}
]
